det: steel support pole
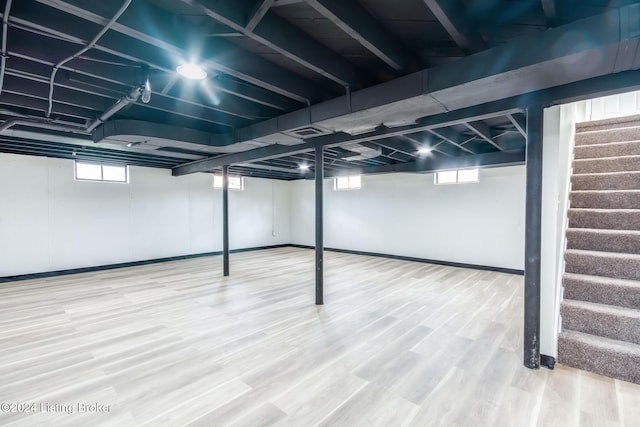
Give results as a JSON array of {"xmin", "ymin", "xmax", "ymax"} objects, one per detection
[
  {"xmin": 315, "ymin": 147, "xmax": 324, "ymax": 305},
  {"xmin": 222, "ymin": 164, "xmax": 230, "ymax": 277},
  {"xmin": 524, "ymin": 105, "xmax": 543, "ymax": 369}
]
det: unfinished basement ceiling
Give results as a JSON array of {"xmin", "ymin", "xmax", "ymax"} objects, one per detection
[{"xmin": 0, "ymin": 0, "xmax": 639, "ymax": 179}]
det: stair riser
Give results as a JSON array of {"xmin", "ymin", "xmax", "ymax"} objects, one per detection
[
  {"xmin": 568, "ymin": 210, "xmax": 640, "ymax": 230},
  {"xmin": 573, "ymin": 157, "xmax": 640, "ymax": 174},
  {"xmin": 561, "ymin": 303, "xmax": 640, "ymax": 344},
  {"xmin": 575, "ymin": 141, "xmax": 640, "ymax": 159},
  {"xmin": 563, "ymin": 276, "xmax": 640, "ymax": 310},
  {"xmin": 566, "ymin": 230, "xmax": 640, "ymax": 254},
  {"xmin": 571, "ymin": 173, "xmax": 640, "ymax": 191},
  {"xmin": 576, "ymin": 115, "xmax": 640, "ymax": 133},
  {"xmin": 558, "ymin": 334, "xmax": 640, "ymax": 384},
  {"xmin": 565, "ymin": 251, "xmax": 640, "ymax": 281},
  {"xmin": 575, "ymin": 128, "xmax": 640, "ymax": 146},
  {"xmin": 570, "ymin": 191, "xmax": 640, "ymax": 209}
]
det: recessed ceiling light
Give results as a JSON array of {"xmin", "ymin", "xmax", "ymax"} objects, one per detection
[
  {"xmin": 418, "ymin": 147, "xmax": 432, "ymax": 155},
  {"xmin": 176, "ymin": 63, "xmax": 207, "ymax": 80},
  {"xmin": 299, "ymin": 164, "xmax": 309, "ymax": 171}
]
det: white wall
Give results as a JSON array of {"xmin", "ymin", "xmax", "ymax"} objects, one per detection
[
  {"xmin": 0, "ymin": 154, "xmax": 290, "ymax": 277},
  {"xmin": 587, "ymin": 90, "xmax": 640, "ymax": 120},
  {"xmin": 290, "ymin": 166, "xmax": 526, "ymax": 270}
]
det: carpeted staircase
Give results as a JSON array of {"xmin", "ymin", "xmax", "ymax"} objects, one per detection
[{"xmin": 557, "ymin": 114, "xmax": 640, "ymax": 384}]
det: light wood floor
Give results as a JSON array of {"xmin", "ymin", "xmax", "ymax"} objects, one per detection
[{"xmin": 0, "ymin": 247, "xmax": 638, "ymax": 426}]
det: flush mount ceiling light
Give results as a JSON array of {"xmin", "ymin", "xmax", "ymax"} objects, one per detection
[
  {"xmin": 299, "ymin": 164, "xmax": 310, "ymax": 171},
  {"xmin": 418, "ymin": 147, "xmax": 432, "ymax": 155},
  {"xmin": 176, "ymin": 63, "xmax": 207, "ymax": 80}
]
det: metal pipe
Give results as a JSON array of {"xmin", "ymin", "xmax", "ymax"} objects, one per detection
[
  {"xmin": 46, "ymin": 0, "xmax": 132, "ymax": 118},
  {"xmin": 222, "ymin": 164, "xmax": 230, "ymax": 277},
  {"xmin": 0, "ymin": 0, "xmax": 14, "ymax": 97},
  {"xmin": 1, "ymin": 85, "xmax": 141, "ymax": 135},
  {"xmin": 86, "ymin": 86, "xmax": 141, "ymax": 132},
  {"xmin": 315, "ymin": 146, "xmax": 324, "ymax": 305},
  {"xmin": 524, "ymin": 105, "xmax": 543, "ymax": 369}
]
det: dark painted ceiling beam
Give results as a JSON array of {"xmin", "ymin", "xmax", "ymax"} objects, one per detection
[
  {"xmin": 9, "ymin": 21, "xmax": 298, "ymax": 112},
  {"xmin": 464, "ymin": 121, "xmax": 504, "ymax": 151},
  {"xmin": 375, "ymin": 137, "xmax": 420, "ymax": 158},
  {"xmin": 322, "ymin": 150, "xmax": 525, "ymax": 178},
  {"xmin": 2, "ymin": 71, "xmax": 246, "ymax": 129},
  {"xmin": 180, "ymin": 0, "xmax": 360, "ymax": 87},
  {"xmin": 541, "ymin": 0, "xmax": 558, "ymax": 27},
  {"xmin": 427, "ymin": 127, "xmax": 476, "ymax": 154},
  {"xmin": 395, "ymin": 133, "xmax": 455, "ymax": 157},
  {"xmin": 8, "ymin": 35, "xmax": 296, "ymax": 117},
  {"xmin": 245, "ymin": 0, "xmax": 275, "ymax": 32},
  {"xmin": 508, "ymin": 113, "xmax": 527, "ymax": 138},
  {"xmin": 32, "ymin": 0, "xmax": 318, "ymax": 102},
  {"xmin": 172, "ymin": 97, "xmax": 525, "ymax": 175},
  {"xmin": 422, "ymin": 0, "xmax": 486, "ymax": 54},
  {"xmin": 272, "ymin": 0, "xmax": 305, "ymax": 6},
  {"xmin": 305, "ymin": 0, "xmax": 410, "ymax": 71},
  {"xmin": 0, "ymin": 92, "xmax": 98, "ymax": 121}
]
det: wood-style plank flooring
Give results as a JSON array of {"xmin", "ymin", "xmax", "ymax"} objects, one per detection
[{"xmin": 0, "ymin": 247, "xmax": 638, "ymax": 426}]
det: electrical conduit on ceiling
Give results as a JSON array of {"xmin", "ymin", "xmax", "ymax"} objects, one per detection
[
  {"xmin": 45, "ymin": 0, "xmax": 133, "ymax": 118},
  {"xmin": 0, "ymin": 0, "xmax": 14, "ymax": 97},
  {"xmin": 0, "ymin": 0, "xmax": 148, "ymax": 138}
]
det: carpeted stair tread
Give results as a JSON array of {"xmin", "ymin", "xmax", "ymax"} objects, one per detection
[
  {"xmin": 568, "ymin": 208, "xmax": 640, "ymax": 230},
  {"xmin": 576, "ymin": 114, "xmax": 640, "ymax": 133},
  {"xmin": 575, "ymin": 127, "xmax": 640, "ymax": 146},
  {"xmin": 570, "ymin": 190, "xmax": 640, "ymax": 209},
  {"xmin": 557, "ymin": 330, "xmax": 640, "ymax": 384},
  {"xmin": 566, "ymin": 228, "xmax": 640, "ymax": 253},
  {"xmin": 564, "ymin": 249, "xmax": 640, "ymax": 281},
  {"xmin": 563, "ymin": 273, "xmax": 640, "ymax": 310},
  {"xmin": 571, "ymin": 171, "xmax": 640, "ymax": 191},
  {"xmin": 573, "ymin": 155, "xmax": 640, "ymax": 174},
  {"xmin": 575, "ymin": 140, "xmax": 640, "ymax": 160},
  {"xmin": 561, "ymin": 299, "xmax": 640, "ymax": 344}
]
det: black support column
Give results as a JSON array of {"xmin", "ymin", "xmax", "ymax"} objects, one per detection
[
  {"xmin": 222, "ymin": 164, "xmax": 230, "ymax": 277},
  {"xmin": 524, "ymin": 105, "xmax": 543, "ymax": 369},
  {"xmin": 315, "ymin": 147, "xmax": 324, "ymax": 305}
]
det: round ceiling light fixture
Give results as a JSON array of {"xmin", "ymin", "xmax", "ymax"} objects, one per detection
[
  {"xmin": 299, "ymin": 164, "xmax": 310, "ymax": 171},
  {"xmin": 418, "ymin": 147, "xmax": 432, "ymax": 155},
  {"xmin": 176, "ymin": 63, "xmax": 207, "ymax": 80}
]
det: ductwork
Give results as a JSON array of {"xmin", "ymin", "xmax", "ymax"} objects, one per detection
[
  {"xmin": 341, "ymin": 143, "xmax": 382, "ymax": 161},
  {"xmin": 158, "ymin": 3, "xmax": 640, "ymax": 159}
]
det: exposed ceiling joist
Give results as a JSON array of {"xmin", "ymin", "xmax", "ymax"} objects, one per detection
[
  {"xmin": 541, "ymin": 0, "xmax": 558, "ymax": 27},
  {"xmin": 422, "ymin": 0, "xmax": 486, "ymax": 54},
  {"xmin": 508, "ymin": 113, "xmax": 527, "ymax": 138},
  {"xmin": 305, "ymin": 0, "xmax": 410, "ymax": 71},
  {"xmin": 327, "ymin": 150, "xmax": 525, "ymax": 177},
  {"xmin": 172, "ymin": 97, "xmax": 525, "ymax": 176},
  {"xmin": 245, "ymin": 0, "xmax": 275, "ymax": 32},
  {"xmin": 180, "ymin": 0, "xmax": 360, "ymax": 87},
  {"xmin": 395, "ymin": 133, "xmax": 453, "ymax": 157},
  {"xmin": 32, "ymin": 0, "xmax": 318, "ymax": 102},
  {"xmin": 464, "ymin": 121, "xmax": 504, "ymax": 151},
  {"xmin": 427, "ymin": 127, "xmax": 476, "ymax": 154}
]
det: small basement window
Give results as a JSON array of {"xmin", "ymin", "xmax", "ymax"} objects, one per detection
[
  {"xmin": 334, "ymin": 175, "xmax": 362, "ymax": 190},
  {"xmin": 75, "ymin": 161, "xmax": 128, "ymax": 183},
  {"xmin": 213, "ymin": 175, "xmax": 244, "ymax": 190},
  {"xmin": 435, "ymin": 168, "xmax": 479, "ymax": 185}
]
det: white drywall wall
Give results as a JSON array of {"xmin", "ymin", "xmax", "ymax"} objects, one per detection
[
  {"xmin": 290, "ymin": 165, "xmax": 526, "ymax": 270},
  {"xmin": 0, "ymin": 154, "xmax": 290, "ymax": 276}
]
